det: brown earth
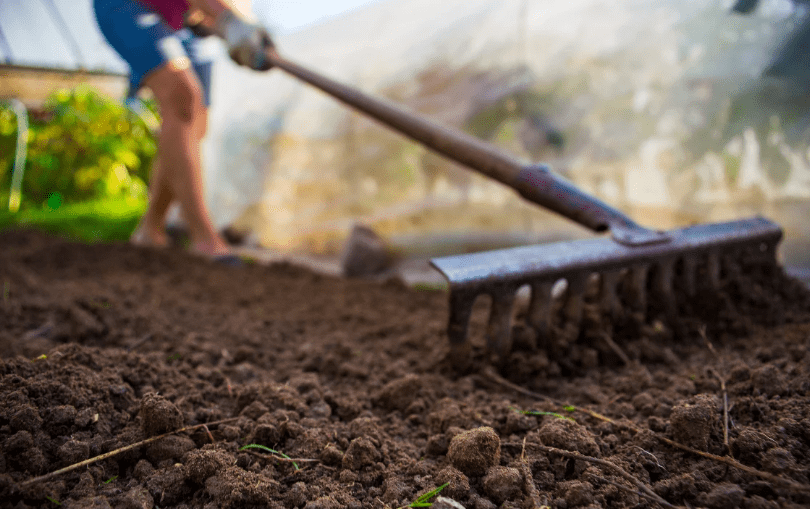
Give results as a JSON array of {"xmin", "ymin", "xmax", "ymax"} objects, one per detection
[{"xmin": 1, "ymin": 228, "xmax": 810, "ymax": 509}]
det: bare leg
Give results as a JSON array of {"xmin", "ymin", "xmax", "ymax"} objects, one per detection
[
  {"xmin": 135, "ymin": 59, "xmax": 228, "ymax": 257},
  {"xmin": 132, "ymin": 153, "xmax": 172, "ymax": 247}
]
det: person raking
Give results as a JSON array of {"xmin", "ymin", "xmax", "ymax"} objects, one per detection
[{"xmin": 93, "ymin": 0, "xmax": 273, "ymax": 262}]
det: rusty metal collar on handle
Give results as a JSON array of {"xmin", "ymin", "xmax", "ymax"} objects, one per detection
[{"xmin": 516, "ymin": 165, "xmax": 671, "ymax": 246}]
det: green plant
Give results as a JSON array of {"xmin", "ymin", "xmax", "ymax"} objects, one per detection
[
  {"xmin": 514, "ymin": 407, "xmax": 576, "ymax": 422},
  {"xmin": 0, "ymin": 196, "xmax": 146, "ymax": 242},
  {"xmin": 399, "ymin": 482, "xmax": 450, "ymax": 508},
  {"xmin": 239, "ymin": 444, "xmax": 299, "ymax": 470},
  {"xmin": 0, "ymin": 86, "xmax": 157, "ymax": 209}
]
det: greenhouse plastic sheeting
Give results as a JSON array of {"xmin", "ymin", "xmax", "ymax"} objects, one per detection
[{"xmin": 202, "ymin": 0, "xmax": 810, "ymax": 263}]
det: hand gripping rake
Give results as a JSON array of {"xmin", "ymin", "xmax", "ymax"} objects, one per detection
[{"xmin": 260, "ymin": 48, "xmax": 783, "ymax": 366}]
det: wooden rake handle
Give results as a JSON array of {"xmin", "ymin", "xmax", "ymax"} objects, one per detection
[{"xmin": 263, "ymin": 48, "xmax": 669, "ymax": 246}]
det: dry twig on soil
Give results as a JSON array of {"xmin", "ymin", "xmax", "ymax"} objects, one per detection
[
  {"xmin": 504, "ymin": 441, "xmax": 678, "ymax": 509},
  {"xmin": 600, "ymin": 332, "xmax": 630, "ymax": 365},
  {"xmin": 241, "ymin": 450, "xmax": 319, "ymax": 467},
  {"xmin": 591, "ymin": 474, "xmax": 673, "ymax": 508},
  {"xmin": 518, "ymin": 436, "xmax": 547, "ymax": 509},
  {"xmin": 481, "ymin": 367, "xmax": 810, "ymax": 494},
  {"xmin": 21, "ymin": 417, "xmax": 239, "ymax": 487},
  {"xmin": 700, "ymin": 326, "xmax": 731, "ymax": 452}
]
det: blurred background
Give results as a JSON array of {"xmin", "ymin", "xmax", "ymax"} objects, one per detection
[{"xmin": 2, "ymin": 0, "xmax": 810, "ymax": 270}]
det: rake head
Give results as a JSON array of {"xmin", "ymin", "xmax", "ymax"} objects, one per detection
[{"xmin": 430, "ymin": 217, "xmax": 783, "ymax": 368}]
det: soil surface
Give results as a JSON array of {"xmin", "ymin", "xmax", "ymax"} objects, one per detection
[{"xmin": 2, "ymin": 228, "xmax": 810, "ymax": 509}]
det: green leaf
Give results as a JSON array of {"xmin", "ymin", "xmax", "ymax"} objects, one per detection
[
  {"xmin": 239, "ymin": 444, "xmax": 299, "ymax": 470},
  {"xmin": 513, "ymin": 406, "xmax": 576, "ymax": 422},
  {"xmin": 405, "ymin": 482, "xmax": 450, "ymax": 508}
]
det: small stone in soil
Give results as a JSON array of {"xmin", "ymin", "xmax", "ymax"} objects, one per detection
[{"xmin": 432, "ymin": 497, "xmax": 467, "ymax": 509}]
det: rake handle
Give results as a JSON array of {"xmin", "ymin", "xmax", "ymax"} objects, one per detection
[{"xmin": 264, "ymin": 49, "xmax": 668, "ymax": 245}]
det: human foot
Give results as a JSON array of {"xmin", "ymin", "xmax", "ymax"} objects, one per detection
[
  {"xmin": 190, "ymin": 241, "xmax": 244, "ymax": 266},
  {"xmin": 130, "ymin": 221, "xmax": 170, "ymax": 248},
  {"xmin": 190, "ymin": 238, "xmax": 233, "ymax": 258}
]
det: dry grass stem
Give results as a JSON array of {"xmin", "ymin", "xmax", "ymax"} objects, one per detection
[
  {"xmin": 709, "ymin": 368, "xmax": 731, "ymax": 451},
  {"xmin": 21, "ymin": 417, "xmax": 238, "ymax": 487},
  {"xmin": 126, "ymin": 333, "xmax": 153, "ymax": 352},
  {"xmin": 517, "ymin": 455, "xmax": 546, "ymax": 509},
  {"xmin": 483, "ymin": 367, "xmax": 810, "ymax": 494},
  {"xmin": 507, "ymin": 441, "xmax": 677, "ymax": 509},
  {"xmin": 201, "ymin": 424, "xmax": 215, "ymax": 444},
  {"xmin": 600, "ymin": 332, "xmax": 630, "ymax": 365},
  {"xmin": 242, "ymin": 450, "xmax": 319, "ymax": 466},
  {"xmin": 700, "ymin": 327, "xmax": 731, "ymax": 452},
  {"xmin": 591, "ymin": 474, "xmax": 676, "ymax": 508}
]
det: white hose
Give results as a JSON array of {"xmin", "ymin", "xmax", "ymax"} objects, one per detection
[{"xmin": 2, "ymin": 98, "xmax": 28, "ymax": 213}]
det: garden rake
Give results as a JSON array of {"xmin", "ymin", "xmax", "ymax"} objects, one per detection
[{"xmin": 259, "ymin": 48, "xmax": 783, "ymax": 366}]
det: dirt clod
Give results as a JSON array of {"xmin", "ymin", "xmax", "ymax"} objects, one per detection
[
  {"xmin": 558, "ymin": 480, "xmax": 594, "ymax": 507},
  {"xmin": 482, "ymin": 465, "xmax": 523, "ymax": 504},
  {"xmin": 699, "ymin": 483, "xmax": 746, "ymax": 509},
  {"xmin": 115, "ymin": 487, "xmax": 154, "ymax": 509},
  {"xmin": 204, "ymin": 466, "xmax": 275, "ymax": 508},
  {"xmin": 668, "ymin": 394, "xmax": 719, "ymax": 451},
  {"xmin": 535, "ymin": 418, "xmax": 600, "ymax": 457},
  {"xmin": 436, "ymin": 466, "xmax": 471, "ymax": 500},
  {"xmin": 184, "ymin": 446, "xmax": 234, "ymax": 483},
  {"xmin": 342, "ymin": 436, "xmax": 381, "ymax": 470},
  {"xmin": 145, "ymin": 465, "xmax": 190, "ymax": 506},
  {"xmin": 375, "ymin": 373, "xmax": 423, "ymax": 411},
  {"xmin": 139, "ymin": 393, "xmax": 184, "ymax": 437},
  {"xmin": 447, "ymin": 427, "xmax": 501, "ymax": 477},
  {"xmin": 145, "ymin": 435, "xmax": 196, "ymax": 463}
]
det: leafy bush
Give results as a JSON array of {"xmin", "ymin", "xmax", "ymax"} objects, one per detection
[{"xmin": 0, "ymin": 86, "xmax": 158, "ymax": 209}]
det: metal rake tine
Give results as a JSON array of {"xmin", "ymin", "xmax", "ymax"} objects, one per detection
[
  {"xmin": 544, "ymin": 275, "xmax": 587, "ymax": 347},
  {"xmin": 447, "ymin": 290, "xmax": 475, "ymax": 366},
  {"xmin": 651, "ymin": 258, "xmax": 678, "ymax": 324},
  {"xmin": 563, "ymin": 276, "xmax": 587, "ymax": 331},
  {"xmin": 724, "ymin": 250, "xmax": 743, "ymax": 280},
  {"xmin": 486, "ymin": 289, "xmax": 516, "ymax": 363},
  {"xmin": 628, "ymin": 265, "xmax": 650, "ymax": 316},
  {"xmin": 707, "ymin": 251, "xmax": 722, "ymax": 290},
  {"xmin": 600, "ymin": 270, "xmax": 624, "ymax": 320},
  {"xmin": 528, "ymin": 281, "xmax": 554, "ymax": 347},
  {"xmin": 430, "ymin": 218, "xmax": 784, "ymax": 367},
  {"xmin": 682, "ymin": 254, "xmax": 698, "ymax": 296}
]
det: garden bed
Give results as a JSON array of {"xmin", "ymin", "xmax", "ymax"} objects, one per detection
[{"xmin": 1, "ymin": 228, "xmax": 809, "ymax": 508}]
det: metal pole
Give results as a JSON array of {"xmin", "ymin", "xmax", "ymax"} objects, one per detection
[{"xmin": 0, "ymin": 24, "xmax": 13, "ymax": 64}]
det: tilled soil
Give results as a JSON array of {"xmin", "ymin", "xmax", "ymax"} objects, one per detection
[{"xmin": 1, "ymin": 228, "xmax": 810, "ymax": 509}]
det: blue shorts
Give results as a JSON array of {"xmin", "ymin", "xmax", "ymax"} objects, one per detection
[{"xmin": 93, "ymin": 0, "xmax": 212, "ymax": 105}]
